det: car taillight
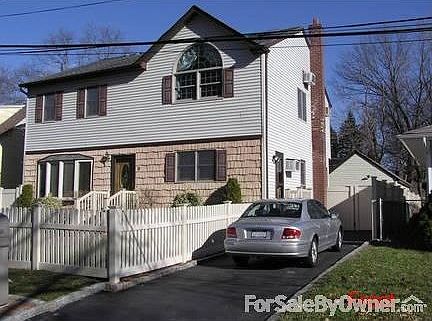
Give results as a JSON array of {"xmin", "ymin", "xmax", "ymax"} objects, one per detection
[
  {"xmin": 226, "ymin": 227, "xmax": 237, "ymax": 238},
  {"xmin": 281, "ymin": 228, "xmax": 301, "ymax": 239}
]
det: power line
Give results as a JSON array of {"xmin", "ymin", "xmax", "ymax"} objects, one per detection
[
  {"xmin": 0, "ymin": 0, "xmax": 127, "ymax": 18},
  {"xmin": 0, "ymin": 25, "xmax": 431, "ymax": 50},
  {"xmin": 318, "ymin": 15, "xmax": 432, "ymax": 30},
  {"xmin": 1, "ymin": 37, "xmax": 430, "ymax": 56}
]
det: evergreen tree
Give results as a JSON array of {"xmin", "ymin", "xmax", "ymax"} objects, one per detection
[{"xmin": 337, "ymin": 111, "xmax": 363, "ymax": 159}]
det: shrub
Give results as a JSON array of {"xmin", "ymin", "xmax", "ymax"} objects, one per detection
[
  {"xmin": 32, "ymin": 195, "xmax": 62, "ymax": 209},
  {"xmin": 224, "ymin": 178, "xmax": 242, "ymax": 203},
  {"xmin": 15, "ymin": 184, "xmax": 34, "ymax": 208},
  {"xmin": 172, "ymin": 192, "xmax": 201, "ymax": 207},
  {"xmin": 404, "ymin": 202, "xmax": 432, "ymax": 251}
]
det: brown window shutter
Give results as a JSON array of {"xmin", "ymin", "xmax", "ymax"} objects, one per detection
[
  {"xmin": 54, "ymin": 91, "xmax": 63, "ymax": 121},
  {"xmin": 98, "ymin": 85, "xmax": 107, "ymax": 116},
  {"xmin": 162, "ymin": 75, "xmax": 172, "ymax": 104},
  {"xmin": 165, "ymin": 153, "xmax": 175, "ymax": 182},
  {"xmin": 215, "ymin": 149, "xmax": 227, "ymax": 181},
  {"xmin": 35, "ymin": 95, "xmax": 43, "ymax": 123},
  {"xmin": 76, "ymin": 88, "xmax": 85, "ymax": 119},
  {"xmin": 222, "ymin": 69, "xmax": 234, "ymax": 98}
]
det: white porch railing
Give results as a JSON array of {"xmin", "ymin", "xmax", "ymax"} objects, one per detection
[
  {"xmin": 108, "ymin": 189, "xmax": 137, "ymax": 209},
  {"xmin": 75, "ymin": 191, "xmax": 109, "ymax": 211},
  {"xmin": 286, "ymin": 188, "xmax": 312, "ymax": 199}
]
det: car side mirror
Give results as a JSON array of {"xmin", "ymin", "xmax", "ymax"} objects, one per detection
[{"xmin": 328, "ymin": 209, "xmax": 338, "ymax": 219}]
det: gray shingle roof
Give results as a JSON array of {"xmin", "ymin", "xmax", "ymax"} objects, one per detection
[{"xmin": 20, "ymin": 54, "xmax": 143, "ymax": 87}]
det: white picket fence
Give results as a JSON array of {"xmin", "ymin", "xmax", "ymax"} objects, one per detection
[{"xmin": 4, "ymin": 202, "xmax": 250, "ymax": 282}]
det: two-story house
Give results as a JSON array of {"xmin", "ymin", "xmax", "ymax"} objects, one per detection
[{"xmin": 20, "ymin": 6, "xmax": 331, "ymax": 207}]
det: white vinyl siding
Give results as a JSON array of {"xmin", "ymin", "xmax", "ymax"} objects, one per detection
[
  {"xmin": 266, "ymin": 35, "xmax": 313, "ymax": 197},
  {"xmin": 25, "ymin": 14, "xmax": 262, "ymax": 152}
]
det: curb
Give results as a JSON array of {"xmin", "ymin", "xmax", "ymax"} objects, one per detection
[
  {"xmin": 265, "ymin": 242, "xmax": 370, "ymax": 321},
  {"xmin": 105, "ymin": 261, "xmax": 197, "ymax": 292},
  {"xmin": 1, "ymin": 282, "xmax": 106, "ymax": 321},
  {"xmin": 2, "ymin": 259, "xmax": 199, "ymax": 321}
]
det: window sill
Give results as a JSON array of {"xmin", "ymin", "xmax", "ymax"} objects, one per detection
[
  {"xmin": 174, "ymin": 180, "xmax": 221, "ymax": 184},
  {"xmin": 173, "ymin": 96, "xmax": 223, "ymax": 105}
]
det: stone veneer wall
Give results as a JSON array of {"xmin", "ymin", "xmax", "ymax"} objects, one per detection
[{"xmin": 23, "ymin": 138, "xmax": 262, "ymax": 207}]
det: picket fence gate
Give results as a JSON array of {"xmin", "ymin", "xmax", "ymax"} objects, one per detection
[{"xmin": 3, "ymin": 202, "xmax": 250, "ymax": 282}]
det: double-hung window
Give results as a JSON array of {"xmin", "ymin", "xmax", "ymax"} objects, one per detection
[
  {"xmin": 175, "ymin": 43, "xmax": 223, "ymax": 101},
  {"xmin": 43, "ymin": 94, "xmax": 56, "ymax": 122},
  {"xmin": 38, "ymin": 155, "xmax": 93, "ymax": 198},
  {"xmin": 176, "ymin": 150, "xmax": 216, "ymax": 181},
  {"xmin": 298, "ymin": 88, "xmax": 307, "ymax": 121},
  {"xmin": 86, "ymin": 87, "xmax": 99, "ymax": 117}
]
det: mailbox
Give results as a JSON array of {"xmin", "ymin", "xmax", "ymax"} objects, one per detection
[{"xmin": 0, "ymin": 214, "xmax": 8, "ymax": 306}]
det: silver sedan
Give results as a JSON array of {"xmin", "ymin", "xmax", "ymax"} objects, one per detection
[{"xmin": 224, "ymin": 199, "xmax": 342, "ymax": 267}]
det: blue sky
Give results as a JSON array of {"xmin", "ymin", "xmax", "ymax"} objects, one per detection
[{"xmin": 0, "ymin": 0, "xmax": 431, "ymax": 125}]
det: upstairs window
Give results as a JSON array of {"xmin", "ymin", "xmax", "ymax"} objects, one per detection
[
  {"xmin": 298, "ymin": 88, "xmax": 307, "ymax": 121},
  {"xmin": 175, "ymin": 43, "xmax": 223, "ymax": 101},
  {"xmin": 86, "ymin": 87, "xmax": 99, "ymax": 117},
  {"xmin": 44, "ymin": 94, "xmax": 56, "ymax": 121}
]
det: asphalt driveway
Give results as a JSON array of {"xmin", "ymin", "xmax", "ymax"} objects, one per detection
[{"xmin": 32, "ymin": 244, "xmax": 357, "ymax": 321}]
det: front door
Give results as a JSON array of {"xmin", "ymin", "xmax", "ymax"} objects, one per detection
[
  {"xmin": 111, "ymin": 155, "xmax": 135, "ymax": 194},
  {"xmin": 275, "ymin": 151, "xmax": 284, "ymax": 198}
]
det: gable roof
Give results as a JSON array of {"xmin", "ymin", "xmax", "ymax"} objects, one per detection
[
  {"xmin": 0, "ymin": 106, "xmax": 26, "ymax": 135},
  {"xmin": 20, "ymin": 5, "xmax": 284, "ymax": 88},
  {"xmin": 330, "ymin": 150, "xmax": 412, "ymax": 188},
  {"xmin": 398, "ymin": 125, "xmax": 432, "ymax": 138}
]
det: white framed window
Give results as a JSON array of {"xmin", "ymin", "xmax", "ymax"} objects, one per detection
[
  {"xmin": 175, "ymin": 43, "xmax": 223, "ymax": 101},
  {"xmin": 38, "ymin": 158, "xmax": 93, "ymax": 199},
  {"xmin": 85, "ymin": 87, "xmax": 99, "ymax": 117},
  {"xmin": 43, "ymin": 93, "xmax": 56, "ymax": 122},
  {"xmin": 176, "ymin": 150, "xmax": 216, "ymax": 182},
  {"xmin": 297, "ymin": 88, "xmax": 307, "ymax": 121}
]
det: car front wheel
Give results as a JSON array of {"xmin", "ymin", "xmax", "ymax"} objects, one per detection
[
  {"xmin": 305, "ymin": 238, "xmax": 318, "ymax": 267},
  {"xmin": 331, "ymin": 229, "xmax": 343, "ymax": 252}
]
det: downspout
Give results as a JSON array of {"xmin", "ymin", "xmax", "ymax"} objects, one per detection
[
  {"xmin": 19, "ymin": 86, "xmax": 29, "ymax": 187},
  {"xmin": 260, "ymin": 52, "xmax": 269, "ymax": 199}
]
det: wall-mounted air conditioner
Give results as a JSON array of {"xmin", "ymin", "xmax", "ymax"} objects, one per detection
[
  {"xmin": 285, "ymin": 159, "xmax": 299, "ymax": 172},
  {"xmin": 303, "ymin": 71, "xmax": 316, "ymax": 86}
]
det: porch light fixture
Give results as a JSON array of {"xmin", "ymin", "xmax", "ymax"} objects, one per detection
[
  {"xmin": 272, "ymin": 154, "xmax": 281, "ymax": 164},
  {"xmin": 100, "ymin": 152, "xmax": 110, "ymax": 166}
]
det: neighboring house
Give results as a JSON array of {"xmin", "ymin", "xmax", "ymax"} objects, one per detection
[
  {"xmin": 399, "ymin": 126, "xmax": 432, "ymax": 194},
  {"xmin": 0, "ymin": 105, "xmax": 26, "ymax": 189},
  {"xmin": 328, "ymin": 151, "xmax": 419, "ymax": 233},
  {"xmin": 19, "ymin": 6, "xmax": 331, "ymax": 207}
]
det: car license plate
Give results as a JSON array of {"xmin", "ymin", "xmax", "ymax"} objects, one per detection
[{"xmin": 251, "ymin": 231, "xmax": 267, "ymax": 239}]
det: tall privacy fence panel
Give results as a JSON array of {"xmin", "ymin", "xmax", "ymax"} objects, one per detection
[{"xmin": 2, "ymin": 202, "xmax": 251, "ymax": 282}]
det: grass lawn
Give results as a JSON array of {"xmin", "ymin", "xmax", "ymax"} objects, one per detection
[
  {"xmin": 282, "ymin": 245, "xmax": 432, "ymax": 321},
  {"xmin": 9, "ymin": 269, "xmax": 101, "ymax": 301}
]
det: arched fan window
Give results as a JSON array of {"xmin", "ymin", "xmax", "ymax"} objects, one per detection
[{"xmin": 175, "ymin": 43, "xmax": 223, "ymax": 100}]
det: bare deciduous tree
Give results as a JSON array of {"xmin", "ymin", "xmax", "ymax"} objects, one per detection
[{"xmin": 336, "ymin": 33, "xmax": 432, "ymax": 195}]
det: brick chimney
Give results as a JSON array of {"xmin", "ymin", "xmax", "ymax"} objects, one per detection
[{"xmin": 309, "ymin": 17, "xmax": 328, "ymax": 206}]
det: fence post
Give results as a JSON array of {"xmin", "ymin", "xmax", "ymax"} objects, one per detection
[
  {"xmin": 223, "ymin": 200, "xmax": 232, "ymax": 226},
  {"xmin": 108, "ymin": 206, "xmax": 122, "ymax": 283},
  {"xmin": 121, "ymin": 189, "xmax": 126, "ymax": 210},
  {"xmin": 379, "ymin": 198, "xmax": 383, "ymax": 240},
  {"xmin": 181, "ymin": 204, "xmax": 188, "ymax": 263},
  {"xmin": 31, "ymin": 204, "xmax": 42, "ymax": 270},
  {"xmin": 0, "ymin": 187, "xmax": 3, "ymax": 209}
]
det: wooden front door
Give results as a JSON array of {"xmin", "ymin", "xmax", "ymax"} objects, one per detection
[{"xmin": 111, "ymin": 155, "xmax": 135, "ymax": 194}]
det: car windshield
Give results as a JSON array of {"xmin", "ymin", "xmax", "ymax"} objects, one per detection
[{"xmin": 241, "ymin": 201, "xmax": 302, "ymax": 218}]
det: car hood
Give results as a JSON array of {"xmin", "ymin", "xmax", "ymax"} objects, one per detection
[{"xmin": 234, "ymin": 216, "xmax": 300, "ymax": 227}]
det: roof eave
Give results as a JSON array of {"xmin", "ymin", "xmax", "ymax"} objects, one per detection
[{"xmin": 19, "ymin": 62, "xmax": 146, "ymax": 89}]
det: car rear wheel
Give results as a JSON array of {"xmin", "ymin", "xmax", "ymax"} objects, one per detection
[
  {"xmin": 305, "ymin": 238, "xmax": 318, "ymax": 267},
  {"xmin": 331, "ymin": 229, "xmax": 342, "ymax": 252},
  {"xmin": 232, "ymin": 255, "xmax": 249, "ymax": 267}
]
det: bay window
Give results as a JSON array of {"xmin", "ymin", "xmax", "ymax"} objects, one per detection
[{"xmin": 38, "ymin": 155, "xmax": 93, "ymax": 198}]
